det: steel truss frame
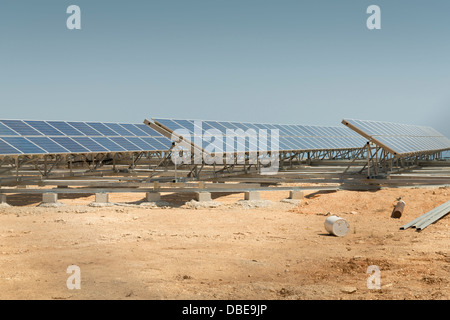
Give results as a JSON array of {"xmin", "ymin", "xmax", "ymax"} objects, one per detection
[{"xmin": 343, "ymin": 142, "xmax": 445, "ymax": 178}]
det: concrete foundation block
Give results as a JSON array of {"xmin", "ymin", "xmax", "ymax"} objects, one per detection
[
  {"xmin": 0, "ymin": 194, "xmax": 7, "ymax": 204},
  {"xmin": 195, "ymin": 192, "xmax": 212, "ymax": 202},
  {"xmin": 244, "ymin": 191, "xmax": 260, "ymax": 201},
  {"xmin": 95, "ymin": 193, "xmax": 109, "ymax": 204},
  {"xmin": 43, "ymin": 193, "xmax": 58, "ymax": 204},
  {"xmin": 289, "ymin": 190, "xmax": 304, "ymax": 200},
  {"xmin": 146, "ymin": 192, "xmax": 161, "ymax": 202}
]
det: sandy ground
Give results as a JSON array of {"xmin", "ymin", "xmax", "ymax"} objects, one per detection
[{"xmin": 0, "ymin": 186, "xmax": 448, "ymax": 300}]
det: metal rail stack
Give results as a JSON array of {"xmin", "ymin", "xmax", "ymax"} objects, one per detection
[{"xmin": 400, "ymin": 200, "xmax": 450, "ymax": 231}]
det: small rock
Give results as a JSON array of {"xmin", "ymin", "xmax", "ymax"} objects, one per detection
[
  {"xmin": 341, "ymin": 287, "xmax": 357, "ymax": 294},
  {"xmin": 125, "ymin": 291, "xmax": 133, "ymax": 297}
]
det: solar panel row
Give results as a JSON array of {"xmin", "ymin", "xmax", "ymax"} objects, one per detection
[
  {"xmin": 342, "ymin": 119, "xmax": 450, "ymax": 155},
  {"xmin": 153, "ymin": 118, "xmax": 367, "ymax": 152},
  {"xmin": 0, "ymin": 120, "xmax": 162, "ymax": 137},
  {"xmin": 0, "ymin": 120, "xmax": 173, "ymax": 156}
]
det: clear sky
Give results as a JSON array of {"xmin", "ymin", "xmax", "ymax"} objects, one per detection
[{"xmin": 1, "ymin": 1, "xmax": 449, "ymax": 138}]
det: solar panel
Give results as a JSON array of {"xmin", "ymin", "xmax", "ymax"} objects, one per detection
[
  {"xmin": 50, "ymin": 121, "xmax": 84, "ymax": 136},
  {"xmin": 1, "ymin": 137, "xmax": 46, "ymax": 154},
  {"xmin": 0, "ymin": 123, "xmax": 18, "ymax": 136},
  {"xmin": 119, "ymin": 123, "xmax": 149, "ymax": 137},
  {"xmin": 25, "ymin": 121, "xmax": 65, "ymax": 136},
  {"xmin": 87, "ymin": 122, "xmax": 119, "ymax": 136},
  {"xmin": 134, "ymin": 124, "xmax": 163, "ymax": 137},
  {"xmin": 27, "ymin": 137, "xmax": 70, "ymax": 154},
  {"xmin": 0, "ymin": 139, "xmax": 22, "ymax": 155},
  {"xmin": 126, "ymin": 137, "xmax": 154, "ymax": 150},
  {"xmin": 103, "ymin": 123, "xmax": 135, "ymax": 136},
  {"xmin": 342, "ymin": 119, "xmax": 450, "ymax": 156},
  {"xmin": 68, "ymin": 122, "xmax": 103, "ymax": 136},
  {"xmin": 0, "ymin": 119, "xmax": 173, "ymax": 156},
  {"xmin": 50, "ymin": 137, "xmax": 90, "ymax": 153},
  {"xmin": 109, "ymin": 137, "xmax": 142, "ymax": 151},
  {"xmin": 152, "ymin": 118, "xmax": 366, "ymax": 153},
  {"xmin": 71, "ymin": 137, "xmax": 110, "ymax": 153},
  {"xmin": 1, "ymin": 120, "xmax": 42, "ymax": 136},
  {"xmin": 91, "ymin": 137, "xmax": 126, "ymax": 152}
]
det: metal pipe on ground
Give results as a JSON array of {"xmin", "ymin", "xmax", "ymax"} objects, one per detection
[
  {"xmin": 414, "ymin": 205, "xmax": 450, "ymax": 230},
  {"xmin": 400, "ymin": 200, "xmax": 450, "ymax": 231},
  {"xmin": 400, "ymin": 201, "xmax": 448, "ymax": 230},
  {"xmin": 391, "ymin": 200, "xmax": 406, "ymax": 218}
]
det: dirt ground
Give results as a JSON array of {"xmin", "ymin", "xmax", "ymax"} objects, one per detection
[{"xmin": 0, "ymin": 185, "xmax": 448, "ymax": 300}]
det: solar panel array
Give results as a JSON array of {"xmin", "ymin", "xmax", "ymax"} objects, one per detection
[
  {"xmin": 152, "ymin": 118, "xmax": 366, "ymax": 153},
  {"xmin": 342, "ymin": 119, "xmax": 450, "ymax": 156},
  {"xmin": 0, "ymin": 120, "xmax": 173, "ymax": 156}
]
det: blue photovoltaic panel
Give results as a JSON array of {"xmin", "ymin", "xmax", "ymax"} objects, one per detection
[
  {"xmin": 126, "ymin": 137, "xmax": 156, "ymax": 150},
  {"xmin": 134, "ymin": 124, "xmax": 162, "ymax": 137},
  {"xmin": 0, "ymin": 123, "xmax": 19, "ymax": 136},
  {"xmin": 1, "ymin": 120, "xmax": 43, "ymax": 136},
  {"xmin": 25, "ymin": 121, "xmax": 65, "ymax": 136},
  {"xmin": 0, "ymin": 139, "xmax": 22, "ymax": 155},
  {"xmin": 103, "ymin": 123, "xmax": 135, "ymax": 136},
  {"xmin": 49, "ymin": 121, "xmax": 84, "ymax": 136},
  {"xmin": 86, "ymin": 122, "xmax": 120, "ymax": 136},
  {"xmin": 155, "ymin": 119, "xmax": 182, "ymax": 132},
  {"xmin": 140, "ymin": 137, "xmax": 163, "ymax": 150},
  {"xmin": 0, "ymin": 118, "xmax": 199, "ymax": 157},
  {"xmin": 50, "ymin": 137, "xmax": 90, "ymax": 153},
  {"xmin": 342, "ymin": 119, "xmax": 450, "ymax": 155},
  {"xmin": 1, "ymin": 137, "xmax": 46, "ymax": 154},
  {"xmin": 71, "ymin": 137, "xmax": 109, "ymax": 153},
  {"xmin": 137, "ymin": 137, "xmax": 157, "ymax": 150},
  {"xmin": 154, "ymin": 137, "xmax": 174, "ymax": 149},
  {"xmin": 91, "ymin": 137, "xmax": 126, "ymax": 152},
  {"xmin": 119, "ymin": 123, "xmax": 148, "ymax": 136},
  {"xmin": 27, "ymin": 137, "xmax": 69, "ymax": 154},
  {"xmin": 68, "ymin": 122, "xmax": 103, "ymax": 136},
  {"xmin": 109, "ymin": 137, "xmax": 142, "ymax": 151},
  {"xmin": 152, "ymin": 118, "xmax": 367, "ymax": 153}
]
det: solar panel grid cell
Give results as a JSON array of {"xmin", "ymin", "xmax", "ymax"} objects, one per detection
[
  {"xmin": 120, "ymin": 124, "xmax": 149, "ymax": 136},
  {"xmin": 68, "ymin": 122, "xmax": 103, "ymax": 136},
  {"xmin": 25, "ymin": 121, "xmax": 65, "ymax": 136},
  {"xmin": 50, "ymin": 122, "xmax": 84, "ymax": 136},
  {"xmin": 50, "ymin": 137, "xmax": 89, "ymax": 153},
  {"xmin": 91, "ymin": 137, "xmax": 126, "ymax": 152},
  {"xmin": 2, "ymin": 137, "xmax": 46, "ymax": 154},
  {"xmin": 72, "ymin": 137, "xmax": 109, "ymax": 153},
  {"xmin": 104, "ymin": 123, "xmax": 135, "ymax": 136},
  {"xmin": 126, "ymin": 137, "xmax": 154, "ymax": 150},
  {"xmin": 0, "ymin": 123, "xmax": 19, "ymax": 136},
  {"xmin": 134, "ymin": 124, "xmax": 162, "ymax": 137},
  {"xmin": 0, "ymin": 138, "xmax": 22, "ymax": 154},
  {"xmin": 109, "ymin": 137, "xmax": 142, "ymax": 151},
  {"xmin": 27, "ymin": 137, "xmax": 69, "ymax": 154},
  {"xmin": 1, "ymin": 120, "xmax": 43, "ymax": 136},
  {"xmin": 87, "ymin": 123, "xmax": 119, "ymax": 136}
]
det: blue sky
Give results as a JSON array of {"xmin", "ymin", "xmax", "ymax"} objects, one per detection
[{"xmin": 1, "ymin": 1, "xmax": 449, "ymax": 137}]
